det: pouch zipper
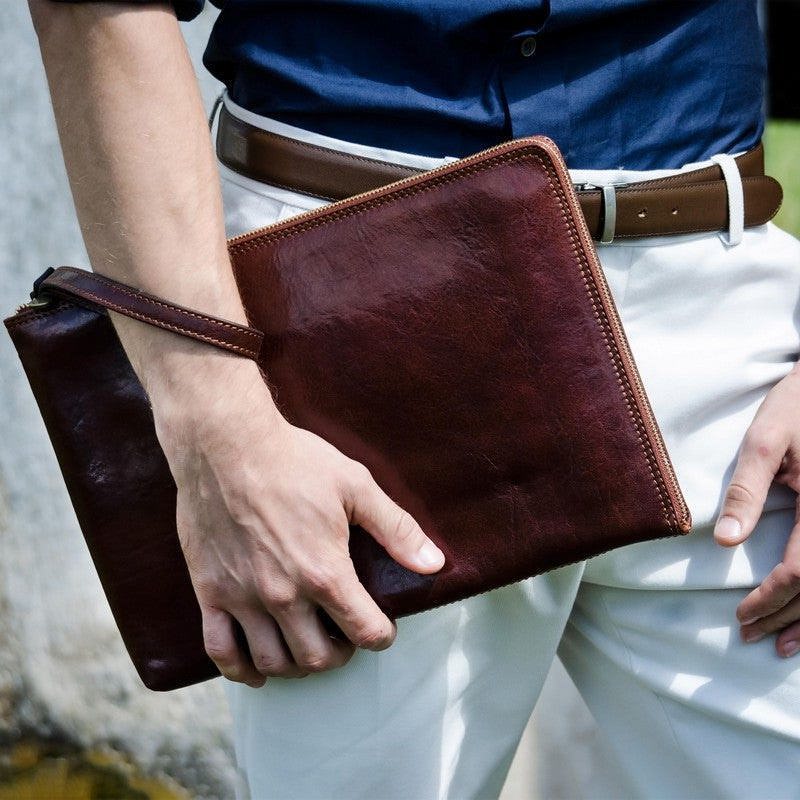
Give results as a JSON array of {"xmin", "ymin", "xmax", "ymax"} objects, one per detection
[
  {"xmin": 15, "ymin": 297, "xmax": 52, "ymax": 314},
  {"xmin": 546, "ymin": 150, "xmax": 692, "ymax": 532},
  {"xmin": 16, "ymin": 267, "xmax": 56, "ymax": 313}
]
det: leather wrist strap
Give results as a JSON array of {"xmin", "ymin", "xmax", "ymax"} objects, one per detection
[
  {"xmin": 33, "ymin": 266, "xmax": 263, "ymax": 360},
  {"xmin": 216, "ymin": 104, "xmax": 783, "ymax": 241}
]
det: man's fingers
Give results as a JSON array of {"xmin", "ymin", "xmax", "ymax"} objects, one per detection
[
  {"xmin": 270, "ymin": 596, "xmax": 356, "ymax": 673},
  {"xmin": 714, "ymin": 426, "xmax": 786, "ymax": 546},
  {"xmin": 776, "ymin": 621, "xmax": 800, "ymax": 658},
  {"xmin": 237, "ymin": 608, "xmax": 308, "ymax": 678},
  {"xmin": 310, "ymin": 564, "xmax": 398, "ymax": 651},
  {"xmin": 739, "ymin": 593, "xmax": 800, "ymax": 643},
  {"xmin": 201, "ymin": 606, "xmax": 265, "ymax": 688},
  {"xmin": 737, "ymin": 507, "xmax": 800, "ymax": 635},
  {"xmin": 737, "ymin": 561, "xmax": 800, "ymax": 627},
  {"xmin": 347, "ymin": 464, "xmax": 445, "ymax": 574}
]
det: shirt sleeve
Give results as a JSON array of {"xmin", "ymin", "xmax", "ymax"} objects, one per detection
[{"xmin": 47, "ymin": 0, "xmax": 205, "ymax": 23}]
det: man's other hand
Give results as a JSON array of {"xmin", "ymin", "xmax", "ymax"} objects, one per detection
[{"xmin": 714, "ymin": 364, "xmax": 800, "ymax": 659}]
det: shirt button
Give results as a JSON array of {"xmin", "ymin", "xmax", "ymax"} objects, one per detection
[{"xmin": 520, "ymin": 36, "xmax": 537, "ymax": 57}]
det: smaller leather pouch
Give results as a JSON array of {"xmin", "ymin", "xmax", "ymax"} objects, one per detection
[{"xmin": 4, "ymin": 135, "xmax": 691, "ymax": 691}]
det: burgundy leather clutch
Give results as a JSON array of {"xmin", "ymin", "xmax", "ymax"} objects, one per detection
[{"xmin": 5, "ymin": 136, "xmax": 691, "ymax": 691}]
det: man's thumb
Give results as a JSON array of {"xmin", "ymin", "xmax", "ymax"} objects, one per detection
[{"xmin": 348, "ymin": 473, "xmax": 445, "ymax": 574}]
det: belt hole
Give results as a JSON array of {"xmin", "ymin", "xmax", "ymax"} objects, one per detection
[
  {"xmin": 671, "ymin": 207, "xmax": 678, "ymax": 216},
  {"xmin": 637, "ymin": 208, "xmax": 648, "ymax": 219}
]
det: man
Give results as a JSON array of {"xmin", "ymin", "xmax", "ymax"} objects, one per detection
[{"xmin": 28, "ymin": 1, "xmax": 800, "ymax": 797}]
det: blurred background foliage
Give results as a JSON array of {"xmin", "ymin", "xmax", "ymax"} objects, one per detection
[
  {"xmin": 765, "ymin": 120, "xmax": 800, "ymax": 236},
  {"xmin": 764, "ymin": 0, "xmax": 799, "ymax": 236}
]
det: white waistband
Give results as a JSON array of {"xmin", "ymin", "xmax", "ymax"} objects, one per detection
[{"xmin": 216, "ymin": 89, "xmax": 741, "ymax": 187}]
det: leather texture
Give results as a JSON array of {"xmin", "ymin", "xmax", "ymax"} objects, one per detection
[
  {"xmin": 5, "ymin": 136, "xmax": 691, "ymax": 691},
  {"xmin": 216, "ymin": 104, "xmax": 782, "ymax": 240},
  {"xmin": 6, "ymin": 302, "xmax": 213, "ymax": 690}
]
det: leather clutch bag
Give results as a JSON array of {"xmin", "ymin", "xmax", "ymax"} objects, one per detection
[{"xmin": 4, "ymin": 136, "xmax": 691, "ymax": 691}]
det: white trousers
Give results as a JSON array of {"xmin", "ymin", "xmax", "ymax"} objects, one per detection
[{"xmin": 214, "ymin": 93, "xmax": 800, "ymax": 800}]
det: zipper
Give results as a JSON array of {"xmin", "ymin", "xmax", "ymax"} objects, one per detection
[
  {"xmin": 546, "ymin": 149, "xmax": 692, "ymax": 532},
  {"xmin": 16, "ymin": 267, "xmax": 56, "ymax": 314},
  {"xmin": 15, "ymin": 296, "xmax": 52, "ymax": 314},
  {"xmin": 596, "ymin": 272, "xmax": 691, "ymax": 530},
  {"xmin": 610, "ymin": 304, "xmax": 692, "ymax": 531}
]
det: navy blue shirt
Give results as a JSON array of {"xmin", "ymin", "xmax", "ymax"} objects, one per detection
[{"xmin": 56, "ymin": 0, "xmax": 767, "ymax": 169}]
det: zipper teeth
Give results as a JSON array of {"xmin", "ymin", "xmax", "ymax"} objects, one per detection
[
  {"xmin": 600, "ymin": 276, "xmax": 689, "ymax": 526},
  {"xmin": 558, "ymin": 161, "xmax": 691, "ymax": 530},
  {"xmin": 225, "ymin": 138, "xmax": 527, "ymax": 247},
  {"xmin": 16, "ymin": 299, "xmax": 49, "ymax": 314},
  {"xmin": 225, "ymin": 134, "xmax": 691, "ymax": 530}
]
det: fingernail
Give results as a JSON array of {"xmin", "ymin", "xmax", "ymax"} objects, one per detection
[
  {"xmin": 743, "ymin": 630, "xmax": 764, "ymax": 643},
  {"xmin": 714, "ymin": 516, "xmax": 742, "ymax": 543},
  {"xmin": 739, "ymin": 616, "xmax": 759, "ymax": 626},
  {"xmin": 417, "ymin": 541, "xmax": 444, "ymax": 568},
  {"xmin": 782, "ymin": 641, "xmax": 800, "ymax": 658}
]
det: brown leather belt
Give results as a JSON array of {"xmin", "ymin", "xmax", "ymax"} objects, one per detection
[{"xmin": 215, "ymin": 103, "xmax": 783, "ymax": 241}]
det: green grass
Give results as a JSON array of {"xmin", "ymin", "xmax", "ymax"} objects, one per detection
[{"xmin": 764, "ymin": 119, "xmax": 800, "ymax": 236}]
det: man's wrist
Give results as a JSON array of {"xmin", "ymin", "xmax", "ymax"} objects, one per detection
[
  {"xmin": 109, "ymin": 315, "xmax": 282, "ymax": 435},
  {"xmin": 151, "ymin": 351, "xmax": 284, "ymax": 452}
]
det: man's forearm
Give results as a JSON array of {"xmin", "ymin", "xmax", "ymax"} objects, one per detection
[{"xmin": 29, "ymin": 0, "xmax": 262, "ymax": 409}]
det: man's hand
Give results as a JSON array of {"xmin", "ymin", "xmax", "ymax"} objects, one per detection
[
  {"xmin": 714, "ymin": 364, "xmax": 800, "ymax": 658},
  {"xmin": 155, "ymin": 354, "xmax": 445, "ymax": 687},
  {"xmin": 154, "ymin": 354, "xmax": 445, "ymax": 687}
]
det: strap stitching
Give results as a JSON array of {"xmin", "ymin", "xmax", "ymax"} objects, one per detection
[
  {"xmin": 54, "ymin": 268, "xmax": 262, "ymax": 348},
  {"xmin": 47, "ymin": 281, "xmax": 260, "ymax": 358},
  {"xmin": 12, "ymin": 146, "xmax": 681, "ymax": 530}
]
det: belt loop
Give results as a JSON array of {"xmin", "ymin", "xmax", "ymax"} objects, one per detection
[
  {"xmin": 600, "ymin": 184, "xmax": 617, "ymax": 244},
  {"xmin": 710, "ymin": 153, "xmax": 744, "ymax": 246}
]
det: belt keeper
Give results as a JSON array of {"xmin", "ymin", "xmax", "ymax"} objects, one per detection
[
  {"xmin": 710, "ymin": 153, "xmax": 744, "ymax": 246},
  {"xmin": 600, "ymin": 184, "xmax": 617, "ymax": 244}
]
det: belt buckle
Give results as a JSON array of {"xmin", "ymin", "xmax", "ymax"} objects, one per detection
[{"xmin": 574, "ymin": 181, "xmax": 629, "ymax": 244}]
